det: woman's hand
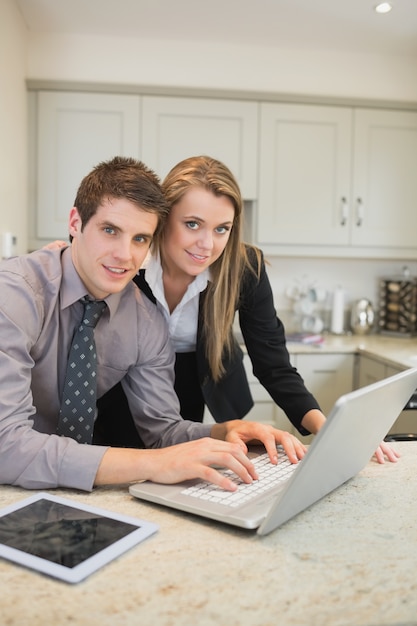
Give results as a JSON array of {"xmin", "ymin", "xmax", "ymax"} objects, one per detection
[
  {"xmin": 43, "ymin": 240, "xmax": 68, "ymax": 251},
  {"xmin": 211, "ymin": 421, "xmax": 307, "ymax": 465},
  {"xmin": 373, "ymin": 440, "xmax": 401, "ymax": 463}
]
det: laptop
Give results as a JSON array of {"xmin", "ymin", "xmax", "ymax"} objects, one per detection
[{"xmin": 129, "ymin": 367, "xmax": 417, "ymax": 536}]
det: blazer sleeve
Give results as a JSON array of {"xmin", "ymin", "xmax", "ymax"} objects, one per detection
[{"xmin": 238, "ymin": 248, "xmax": 321, "ymax": 435}]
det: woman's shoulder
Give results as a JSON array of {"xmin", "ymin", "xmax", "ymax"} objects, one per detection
[
  {"xmin": 237, "ymin": 244, "xmax": 269, "ymax": 305},
  {"xmin": 241, "ymin": 243, "xmax": 264, "ymax": 276},
  {"xmin": 133, "ymin": 269, "xmax": 157, "ymax": 304}
]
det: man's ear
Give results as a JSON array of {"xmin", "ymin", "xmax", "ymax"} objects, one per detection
[{"xmin": 68, "ymin": 207, "xmax": 82, "ymax": 239}]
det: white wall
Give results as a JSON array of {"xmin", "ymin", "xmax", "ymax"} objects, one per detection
[
  {"xmin": 0, "ymin": 0, "xmax": 28, "ymax": 256},
  {"xmin": 266, "ymin": 255, "xmax": 417, "ymax": 330},
  {"xmin": 26, "ymin": 33, "xmax": 417, "ymax": 103},
  {"xmin": 8, "ymin": 23, "xmax": 417, "ymax": 313}
]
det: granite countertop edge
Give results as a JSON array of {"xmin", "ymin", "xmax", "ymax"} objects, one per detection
[{"xmin": 236, "ymin": 329, "xmax": 417, "ymax": 369}]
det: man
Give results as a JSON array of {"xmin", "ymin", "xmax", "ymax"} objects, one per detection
[{"xmin": 0, "ymin": 156, "xmax": 305, "ymax": 493}]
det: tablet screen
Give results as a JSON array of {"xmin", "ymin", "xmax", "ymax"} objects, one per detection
[{"xmin": 0, "ymin": 492, "xmax": 158, "ymax": 583}]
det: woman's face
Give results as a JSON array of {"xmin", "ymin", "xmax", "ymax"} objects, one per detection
[{"xmin": 162, "ymin": 187, "xmax": 235, "ymax": 278}]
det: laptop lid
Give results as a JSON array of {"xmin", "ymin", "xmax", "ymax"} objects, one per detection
[
  {"xmin": 129, "ymin": 368, "xmax": 417, "ymax": 536},
  {"xmin": 258, "ymin": 367, "xmax": 417, "ymax": 535}
]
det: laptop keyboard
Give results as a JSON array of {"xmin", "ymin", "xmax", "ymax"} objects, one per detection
[{"xmin": 181, "ymin": 449, "xmax": 298, "ymax": 508}]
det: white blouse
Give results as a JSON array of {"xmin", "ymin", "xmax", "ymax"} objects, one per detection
[{"xmin": 143, "ymin": 252, "xmax": 209, "ymax": 353}]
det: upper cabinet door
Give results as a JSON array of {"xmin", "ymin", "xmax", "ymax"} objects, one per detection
[
  {"xmin": 257, "ymin": 103, "xmax": 352, "ymax": 247},
  {"xmin": 352, "ymin": 108, "xmax": 417, "ymax": 249},
  {"xmin": 36, "ymin": 91, "xmax": 141, "ymax": 240},
  {"xmin": 141, "ymin": 96, "xmax": 258, "ymax": 198}
]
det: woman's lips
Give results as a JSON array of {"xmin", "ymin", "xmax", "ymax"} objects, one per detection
[{"xmin": 186, "ymin": 251, "xmax": 209, "ymax": 263}]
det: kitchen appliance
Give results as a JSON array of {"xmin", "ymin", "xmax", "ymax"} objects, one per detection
[
  {"xmin": 350, "ymin": 298, "xmax": 375, "ymax": 335},
  {"xmin": 378, "ymin": 268, "xmax": 417, "ymax": 336},
  {"xmin": 384, "ymin": 390, "xmax": 417, "ymax": 442}
]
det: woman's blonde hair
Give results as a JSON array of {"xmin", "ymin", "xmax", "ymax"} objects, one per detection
[{"xmin": 160, "ymin": 156, "xmax": 260, "ymax": 381}]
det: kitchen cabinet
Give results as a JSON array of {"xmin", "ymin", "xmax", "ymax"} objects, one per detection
[
  {"xmin": 281, "ymin": 352, "xmax": 355, "ymax": 442},
  {"xmin": 244, "ymin": 352, "xmax": 356, "ymax": 433},
  {"xmin": 295, "ymin": 353, "xmax": 354, "ymax": 415},
  {"xmin": 206, "ymin": 351, "xmax": 355, "ymax": 439},
  {"xmin": 257, "ymin": 103, "xmax": 417, "ymax": 258},
  {"xmin": 30, "ymin": 87, "xmax": 417, "ymax": 256},
  {"xmin": 355, "ymin": 354, "xmax": 415, "ymax": 436},
  {"xmin": 352, "ymin": 109, "xmax": 417, "ymax": 251},
  {"xmin": 355, "ymin": 355, "xmax": 384, "ymax": 388},
  {"xmin": 241, "ymin": 354, "xmax": 277, "ymax": 426},
  {"xmin": 141, "ymin": 96, "xmax": 258, "ymax": 199},
  {"xmin": 257, "ymin": 103, "xmax": 352, "ymax": 249},
  {"xmin": 355, "ymin": 354, "xmax": 404, "ymax": 389},
  {"xmin": 30, "ymin": 90, "xmax": 258, "ymax": 248},
  {"xmin": 33, "ymin": 91, "xmax": 141, "ymax": 244}
]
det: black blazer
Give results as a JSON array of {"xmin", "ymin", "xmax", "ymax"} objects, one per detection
[{"xmin": 134, "ymin": 247, "xmax": 320, "ymax": 434}]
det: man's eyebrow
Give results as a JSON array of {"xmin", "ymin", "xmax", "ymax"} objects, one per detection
[
  {"xmin": 134, "ymin": 232, "xmax": 154, "ymax": 239},
  {"xmin": 98, "ymin": 220, "xmax": 154, "ymax": 239},
  {"xmin": 98, "ymin": 219, "xmax": 119, "ymax": 230}
]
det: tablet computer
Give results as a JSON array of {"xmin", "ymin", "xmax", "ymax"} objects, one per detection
[{"xmin": 0, "ymin": 492, "xmax": 158, "ymax": 583}]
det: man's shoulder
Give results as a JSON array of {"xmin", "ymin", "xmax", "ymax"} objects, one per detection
[
  {"xmin": 115, "ymin": 280, "xmax": 169, "ymax": 350},
  {"xmin": 0, "ymin": 248, "xmax": 63, "ymax": 291},
  {"xmin": 118, "ymin": 278, "xmax": 162, "ymax": 320},
  {"xmin": 131, "ymin": 281, "xmax": 163, "ymax": 318}
]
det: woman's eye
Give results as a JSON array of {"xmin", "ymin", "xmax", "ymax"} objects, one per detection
[
  {"xmin": 215, "ymin": 226, "xmax": 229, "ymax": 235},
  {"xmin": 185, "ymin": 221, "xmax": 199, "ymax": 230}
]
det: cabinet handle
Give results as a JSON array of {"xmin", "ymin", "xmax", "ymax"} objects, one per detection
[
  {"xmin": 340, "ymin": 196, "xmax": 348, "ymax": 226},
  {"xmin": 356, "ymin": 197, "xmax": 363, "ymax": 227}
]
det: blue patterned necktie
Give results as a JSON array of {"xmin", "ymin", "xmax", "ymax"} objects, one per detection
[{"xmin": 57, "ymin": 298, "xmax": 107, "ymax": 443}]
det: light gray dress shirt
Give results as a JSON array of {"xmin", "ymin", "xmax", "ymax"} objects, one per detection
[{"xmin": 0, "ymin": 247, "xmax": 211, "ymax": 491}]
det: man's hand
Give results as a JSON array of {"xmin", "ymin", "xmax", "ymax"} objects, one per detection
[
  {"xmin": 96, "ymin": 438, "xmax": 260, "ymax": 491},
  {"xmin": 210, "ymin": 421, "xmax": 307, "ymax": 465}
]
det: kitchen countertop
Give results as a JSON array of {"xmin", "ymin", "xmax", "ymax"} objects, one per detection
[
  {"xmin": 0, "ymin": 441, "xmax": 416, "ymax": 626},
  {"xmin": 287, "ymin": 332, "xmax": 417, "ymax": 370}
]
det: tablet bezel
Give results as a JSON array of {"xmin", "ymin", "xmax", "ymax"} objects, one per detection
[{"xmin": 0, "ymin": 491, "xmax": 158, "ymax": 583}]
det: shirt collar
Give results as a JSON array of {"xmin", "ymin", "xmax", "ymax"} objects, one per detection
[
  {"xmin": 60, "ymin": 246, "xmax": 122, "ymax": 319},
  {"xmin": 144, "ymin": 250, "xmax": 210, "ymax": 300}
]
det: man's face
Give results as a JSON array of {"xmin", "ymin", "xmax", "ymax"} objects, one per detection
[{"xmin": 69, "ymin": 197, "xmax": 158, "ymax": 299}]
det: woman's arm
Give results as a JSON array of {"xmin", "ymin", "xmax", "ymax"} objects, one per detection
[{"xmin": 238, "ymin": 248, "xmax": 321, "ymax": 434}]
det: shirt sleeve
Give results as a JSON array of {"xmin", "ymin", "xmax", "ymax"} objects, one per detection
[
  {"xmin": 239, "ymin": 249, "xmax": 321, "ymax": 434},
  {"xmin": 0, "ymin": 268, "xmax": 107, "ymax": 491}
]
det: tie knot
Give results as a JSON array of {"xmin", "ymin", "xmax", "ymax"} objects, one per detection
[{"xmin": 81, "ymin": 298, "xmax": 107, "ymax": 328}]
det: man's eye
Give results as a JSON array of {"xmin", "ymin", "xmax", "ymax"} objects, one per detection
[
  {"xmin": 133, "ymin": 235, "xmax": 146, "ymax": 243},
  {"xmin": 104, "ymin": 227, "xmax": 115, "ymax": 235}
]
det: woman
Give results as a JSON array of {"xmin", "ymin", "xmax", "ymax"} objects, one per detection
[{"xmin": 58, "ymin": 155, "xmax": 395, "ymax": 462}]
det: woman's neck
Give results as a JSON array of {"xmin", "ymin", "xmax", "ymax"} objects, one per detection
[{"xmin": 160, "ymin": 260, "xmax": 195, "ymax": 314}]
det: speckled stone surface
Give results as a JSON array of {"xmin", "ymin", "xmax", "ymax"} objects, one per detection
[{"xmin": 0, "ymin": 442, "xmax": 416, "ymax": 626}]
